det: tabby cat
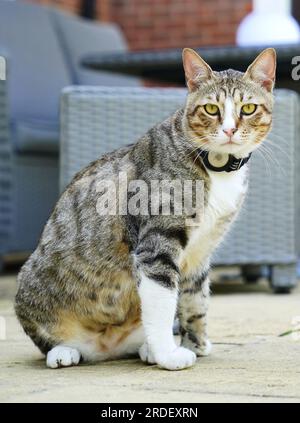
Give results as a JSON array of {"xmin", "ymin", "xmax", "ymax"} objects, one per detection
[{"xmin": 15, "ymin": 48, "xmax": 276, "ymax": 370}]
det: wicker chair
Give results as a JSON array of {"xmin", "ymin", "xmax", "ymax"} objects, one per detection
[{"xmin": 60, "ymin": 86, "xmax": 300, "ymax": 292}]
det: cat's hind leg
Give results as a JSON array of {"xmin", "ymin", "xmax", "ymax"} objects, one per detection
[
  {"xmin": 46, "ymin": 326, "xmax": 144, "ymax": 369},
  {"xmin": 46, "ymin": 316, "xmax": 144, "ymax": 367},
  {"xmin": 46, "ymin": 327, "xmax": 144, "ymax": 369},
  {"xmin": 46, "ymin": 346, "xmax": 81, "ymax": 369},
  {"xmin": 14, "ymin": 306, "xmax": 81, "ymax": 368}
]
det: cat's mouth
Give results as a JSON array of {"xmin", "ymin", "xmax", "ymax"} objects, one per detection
[
  {"xmin": 219, "ymin": 140, "xmax": 242, "ymax": 151},
  {"xmin": 221, "ymin": 140, "xmax": 239, "ymax": 145},
  {"xmin": 216, "ymin": 139, "xmax": 250, "ymax": 156}
]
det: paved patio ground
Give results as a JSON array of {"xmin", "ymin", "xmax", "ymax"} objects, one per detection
[{"xmin": 0, "ymin": 269, "xmax": 300, "ymax": 403}]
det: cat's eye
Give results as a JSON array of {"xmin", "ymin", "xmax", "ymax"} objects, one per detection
[
  {"xmin": 241, "ymin": 103, "xmax": 257, "ymax": 115},
  {"xmin": 204, "ymin": 104, "xmax": 219, "ymax": 116}
]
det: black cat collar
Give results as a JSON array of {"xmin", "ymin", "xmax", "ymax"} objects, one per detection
[{"xmin": 197, "ymin": 149, "xmax": 252, "ymax": 173}]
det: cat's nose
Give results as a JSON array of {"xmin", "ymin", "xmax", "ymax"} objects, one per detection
[{"xmin": 223, "ymin": 128, "xmax": 237, "ymax": 137}]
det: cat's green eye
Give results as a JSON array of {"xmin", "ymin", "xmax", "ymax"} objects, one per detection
[
  {"xmin": 241, "ymin": 103, "xmax": 257, "ymax": 115},
  {"xmin": 204, "ymin": 104, "xmax": 219, "ymax": 116}
]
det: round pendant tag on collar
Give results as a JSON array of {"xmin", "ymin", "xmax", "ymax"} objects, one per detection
[
  {"xmin": 197, "ymin": 148, "xmax": 252, "ymax": 172},
  {"xmin": 207, "ymin": 152, "xmax": 230, "ymax": 169}
]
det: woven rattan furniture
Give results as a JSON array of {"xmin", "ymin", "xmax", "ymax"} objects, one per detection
[{"xmin": 60, "ymin": 87, "xmax": 300, "ymax": 292}]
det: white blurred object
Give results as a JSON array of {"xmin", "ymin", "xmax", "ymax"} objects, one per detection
[{"xmin": 237, "ymin": 0, "xmax": 300, "ymax": 46}]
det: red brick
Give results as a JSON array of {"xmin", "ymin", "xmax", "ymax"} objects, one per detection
[{"xmin": 30, "ymin": 0, "xmax": 252, "ymax": 51}]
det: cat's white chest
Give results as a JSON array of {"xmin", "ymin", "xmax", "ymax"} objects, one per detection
[
  {"xmin": 180, "ymin": 167, "xmax": 248, "ymax": 277},
  {"xmin": 207, "ymin": 166, "xmax": 248, "ymax": 217}
]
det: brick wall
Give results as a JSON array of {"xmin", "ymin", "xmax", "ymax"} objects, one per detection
[{"xmin": 28, "ymin": 0, "xmax": 252, "ymax": 50}]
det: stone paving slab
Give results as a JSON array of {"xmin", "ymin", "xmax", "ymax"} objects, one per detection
[{"xmin": 0, "ymin": 274, "xmax": 299, "ymax": 403}]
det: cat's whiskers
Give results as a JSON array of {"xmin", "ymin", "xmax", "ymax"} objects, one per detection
[
  {"xmin": 260, "ymin": 143, "xmax": 286, "ymax": 176},
  {"xmin": 259, "ymin": 144, "xmax": 277, "ymax": 170},
  {"xmin": 185, "ymin": 140, "xmax": 209, "ymax": 170},
  {"xmin": 265, "ymin": 135, "xmax": 293, "ymax": 166},
  {"xmin": 191, "ymin": 149, "xmax": 203, "ymax": 171},
  {"xmin": 259, "ymin": 144, "xmax": 286, "ymax": 177},
  {"xmin": 266, "ymin": 132, "xmax": 290, "ymax": 146},
  {"xmin": 256, "ymin": 148, "xmax": 272, "ymax": 178},
  {"xmin": 185, "ymin": 139, "xmax": 209, "ymax": 159},
  {"xmin": 264, "ymin": 138, "xmax": 292, "ymax": 163}
]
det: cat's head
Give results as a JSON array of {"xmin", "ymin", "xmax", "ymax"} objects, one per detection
[{"xmin": 183, "ymin": 48, "xmax": 276, "ymax": 158}]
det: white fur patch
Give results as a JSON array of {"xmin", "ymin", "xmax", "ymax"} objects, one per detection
[
  {"xmin": 64, "ymin": 325, "xmax": 145, "ymax": 363},
  {"xmin": 208, "ymin": 165, "xmax": 247, "ymax": 216},
  {"xmin": 180, "ymin": 166, "xmax": 247, "ymax": 277},
  {"xmin": 46, "ymin": 346, "xmax": 81, "ymax": 369},
  {"xmin": 222, "ymin": 97, "xmax": 236, "ymax": 133},
  {"xmin": 138, "ymin": 274, "xmax": 178, "ymax": 354}
]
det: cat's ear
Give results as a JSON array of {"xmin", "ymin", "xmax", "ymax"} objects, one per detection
[
  {"xmin": 182, "ymin": 48, "xmax": 213, "ymax": 92},
  {"xmin": 244, "ymin": 48, "xmax": 277, "ymax": 92}
]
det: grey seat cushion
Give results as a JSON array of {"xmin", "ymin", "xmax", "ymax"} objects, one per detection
[
  {"xmin": 14, "ymin": 118, "xmax": 59, "ymax": 155},
  {"xmin": 0, "ymin": 1, "xmax": 71, "ymax": 125},
  {"xmin": 0, "ymin": 1, "xmax": 140, "ymax": 156},
  {"xmin": 52, "ymin": 10, "xmax": 141, "ymax": 86}
]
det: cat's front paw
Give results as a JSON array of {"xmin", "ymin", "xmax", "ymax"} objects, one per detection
[{"xmin": 155, "ymin": 347, "xmax": 196, "ymax": 371}]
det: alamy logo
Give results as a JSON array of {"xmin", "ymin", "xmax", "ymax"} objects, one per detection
[
  {"xmin": 0, "ymin": 56, "xmax": 6, "ymax": 81},
  {"xmin": 292, "ymin": 56, "xmax": 300, "ymax": 81},
  {"xmin": 95, "ymin": 172, "xmax": 205, "ymax": 226}
]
